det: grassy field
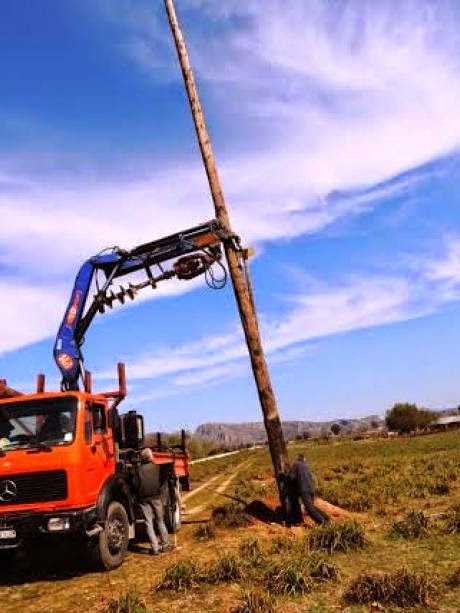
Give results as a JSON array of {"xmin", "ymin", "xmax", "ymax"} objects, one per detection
[{"xmin": 1, "ymin": 430, "xmax": 459, "ymax": 612}]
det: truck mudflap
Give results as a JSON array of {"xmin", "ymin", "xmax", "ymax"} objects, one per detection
[{"xmin": 0, "ymin": 506, "xmax": 98, "ymax": 549}]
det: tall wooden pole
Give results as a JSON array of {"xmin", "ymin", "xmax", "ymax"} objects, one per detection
[{"xmin": 163, "ymin": 0, "xmax": 289, "ymax": 487}]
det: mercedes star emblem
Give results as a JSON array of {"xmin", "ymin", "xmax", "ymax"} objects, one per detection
[{"xmin": 0, "ymin": 480, "xmax": 17, "ymax": 502}]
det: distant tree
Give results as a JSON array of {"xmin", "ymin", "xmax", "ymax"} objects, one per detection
[
  {"xmin": 370, "ymin": 419, "xmax": 380, "ymax": 429},
  {"xmin": 330, "ymin": 423, "xmax": 341, "ymax": 436},
  {"xmin": 302, "ymin": 430, "xmax": 311, "ymax": 440},
  {"xmin": 385, "ymin": 403, "xmax": 435, "ymax": 434}
]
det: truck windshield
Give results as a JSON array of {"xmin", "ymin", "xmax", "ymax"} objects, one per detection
[{"xmin": 0, "ymin": 397, "xmax": 77, "ymax": 451}]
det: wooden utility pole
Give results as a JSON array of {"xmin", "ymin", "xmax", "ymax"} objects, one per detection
[{"xmin": 163, "ymin": 0, "xmax": 289, "ymax": 489}]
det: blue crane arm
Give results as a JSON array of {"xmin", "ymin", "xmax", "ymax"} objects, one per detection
[{"xmin": 54, "ymin": 220, "xmax": 227, "ymax": 390}]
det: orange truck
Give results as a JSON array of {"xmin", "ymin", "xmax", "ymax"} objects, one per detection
[
  {"xmin": 0, "ymin": 220, "xmax": 225, "ymax": 569},
  {"xmin": 0, "ymin": 366, "xmax": 189, "ymax": 569}
]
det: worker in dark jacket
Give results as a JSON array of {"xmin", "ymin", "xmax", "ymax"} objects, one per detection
[
  {"xmin": 288, "ymin": 454, "xmax": 329, "ymax": 525},
  {"xmin": 134, "ymin": 448, "xmax": 169, "ymax": 555}
]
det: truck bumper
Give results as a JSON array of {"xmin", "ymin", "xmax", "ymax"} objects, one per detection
[{"xmin": 0, "ymin": 506, "xmax": 98, "ymax": 549}]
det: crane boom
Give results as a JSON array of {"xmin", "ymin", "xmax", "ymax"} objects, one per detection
[{"xmin": 54, "ymin": 219, "xmax": 227, "ymax": 390}]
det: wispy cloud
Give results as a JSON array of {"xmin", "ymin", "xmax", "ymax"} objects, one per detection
[
  {"xmin": 1, "ymin": 0, "xmax": 460, "ymax": 359},
  {"xmin": 110, "ymin": 236, "xmax": 460, "ymax": 402}
]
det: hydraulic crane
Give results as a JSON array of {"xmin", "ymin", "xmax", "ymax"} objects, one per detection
[
  {"xmin": 54, "ymin": 219, "xmax": 228, "ymax": 390},
  {"xmin": 0, "ymin": 219, "xmax": 229, "ymax": 569}
]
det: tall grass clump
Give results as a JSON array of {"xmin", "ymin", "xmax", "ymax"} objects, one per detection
[
  {"xmin": 264, "ymin": 552, "xmax": 338, "ymax": 596},
  {"xmin": 104, "ymin": 588, "xmax": 147, "ymax": 613},
  {"xmin": 446, "ymin": 566, "xmax": 460, "ymax": 588},
  {"xmin": 390, "ymin": 510, "xmax": 429, "ymax": 539},
  {"xmin": 264, "ymin": 556, "xmax": 313, "ymax": 596},
  {"xmin": 343, "ymin": 569, "xmax": 438, "ymax": 608},
  {"xmin": 238, "ymin": 537, "xmax": 267, "ymax": 571},
  {"xmin": 193, "ymin": 521, "xmax": 216, "ymax": 541},
  {"xmin": 212, "ymin": 503, "xmax": 251, "ymax": 528},
  {"xmin": 268, "ymin": 535, "xmax": 295, "ymax": 554},
  {"xmin": 306, "ymin": 521, "xmax": 366, "ymax": 553},
  {"xmin": 231, "ymin": 589, "xmax": 277, "ymax": 613},
  {"xmin": 443, "ymin": 504, "xmax": 460, "ymax": 534},
  {"xmin": 205, "ymin": 552, "xmax": 243, "ymax": 583},
  {"xmin": 156, "ymin": 558, "xmax": 203, "ymax": 592},
  {"xmin": 306, "ymin": 553, "xmax": 339, "ymax": 582}
]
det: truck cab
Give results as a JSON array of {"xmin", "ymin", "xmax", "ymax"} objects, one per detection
[{"xmin": 0, "ymin": 371, "xmax": 188, "ymax": 570}]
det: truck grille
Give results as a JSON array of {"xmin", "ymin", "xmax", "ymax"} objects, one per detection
[{"xmin": 0, "ymin": 470, "xmax": 68, "ymax": 506}]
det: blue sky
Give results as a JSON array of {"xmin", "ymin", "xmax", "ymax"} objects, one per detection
[{"xmin": 2, "ymin": 0, "xmax": 460, "ymax": 432}]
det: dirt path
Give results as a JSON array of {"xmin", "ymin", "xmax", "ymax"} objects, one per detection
[
  {"xmin": 184, "ymin": 458, "xmax": 253, "ymax": 518},
  {"xmin": 182, "ymin": 474, "xmax": 221, "ymax": 502}
]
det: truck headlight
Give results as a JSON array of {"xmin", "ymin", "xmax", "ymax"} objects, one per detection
[{"xmin": 47, "ymin": 517, "xmax": 70, "ymax": 531}]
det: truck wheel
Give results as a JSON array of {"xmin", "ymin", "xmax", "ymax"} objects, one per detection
[
  {"xmin": 90, "ymin": 501, "xmax": 129, "ymax": 570},
  {"xmin": 165, "ymin": 484, "xmax": 182, "ymax": 534},
  {"xmin": 0, "ymin": 549, "xmax": 16, "ymax": 565}
]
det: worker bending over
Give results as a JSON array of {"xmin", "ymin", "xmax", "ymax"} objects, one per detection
[{"xmin": 288, "ymin": 453, "xmax": 330, "ymax": 525}]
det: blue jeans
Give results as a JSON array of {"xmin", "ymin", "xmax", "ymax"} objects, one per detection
[{"xmin": 139, "ymin": 496, "xmax": 169, "ymax": 552}]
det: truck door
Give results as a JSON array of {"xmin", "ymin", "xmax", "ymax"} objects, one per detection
[{"xmin": 83, "ymin": 402, "xmax": 115, "ymax": 501}]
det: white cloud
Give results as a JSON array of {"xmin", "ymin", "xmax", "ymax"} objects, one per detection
[
  {"xmin": 0, "ymin": 282, "xmax": 65, "ymax": 355},
  {"xmin": 111, "ymin": 234, "xmax": 460, "ymax": 401},
  {"xmin": 2, "ymin": 0, "xmax": 460, "ymax": 358}
]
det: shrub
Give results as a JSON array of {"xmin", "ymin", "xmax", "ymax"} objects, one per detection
[
  {"xmin": 391, "ymin": 510, "xmax": 429, "ymax": 539},
  {"xmin": 206, "ymin": 552, "xmax": 243, "ymax": 583},
  {"xmin": 212, "ymin": 503, "xmax": 251, "ymax": 528},
  {"xmin": 156, "ymin": 558, "xmax": 203, "ymax": 592},
  {"xmin": 428, "ymin": 480, "xmax": 450, "ymax": 495},
  {"xmin": 193, "ymin": 521, "xmax": 216, "ymax": 540},
  {"xmin": 104, "ymin": 588, "xmax": 147, "ymax": 613},
  {"xmin": 231, "ymin": 589, "xmax": 277, "ymax": 613},
  {"xmin": 238, "ymin": 538, "xmax": 266, "ymax": 569},
  {"xmin": 443, "ymin": 504, "xmax": 460, "ymax": 534},
  {"xmin": 306, "ymin": 553, "xmax": 339, "ymax": 582},
  {"xmin": 306, "ymin": 521, "xmax": 366, "ymax": 553},
  {"xmin": 264, "ymin": 557, "xmax": 313, "ymax": 596},
  {"xmin": 268, "ymin": 535, "xmax": 295, "ymax": 554},
  {"xmin": 385, "ymin": 403, "xmax": 435, "ymax": 433},
  {"xmin": 446, "ymin": 566, "xmax": 460, "ymax": 588},
  {"xmin": 343, "ymin": 569, "xmax": 438, "ymax": 607}
]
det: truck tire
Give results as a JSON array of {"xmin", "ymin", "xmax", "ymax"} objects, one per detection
[
  {"xmin": 89, "ymin": 501, "xmax": 129, "ymax": 570},
  {"xmin": 165, "ymin": 484, "xmax": 182, "ymax": 534},
  {"xmin": 0, "ymin": 549, "xmax": 16, "ymax": 565}
]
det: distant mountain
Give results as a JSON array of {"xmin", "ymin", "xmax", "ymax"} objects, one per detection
[{"xmin": 195, "ymin": 415, "xmax": 384, "ymax": 446}]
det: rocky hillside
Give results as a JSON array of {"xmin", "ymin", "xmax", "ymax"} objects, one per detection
[{"xmin": 195, "ymin": 415, "xmax": 384, "ymax": 446}]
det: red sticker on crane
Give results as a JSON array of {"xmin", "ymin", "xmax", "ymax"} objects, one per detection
[
  {"xmin": 66, "ymin": 290, "xmax": 82, "ymax": 326},
  {"xmin": 57, "ymin": 353, "xmax": 74, "ymax": 371}
]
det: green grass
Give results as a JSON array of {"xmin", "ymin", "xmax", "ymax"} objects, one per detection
[
  {"xmin": 342, "ymin": 568, "xmax": 438, "ymax": 607},
  {"xmin": 211, "ymin": 502, "xmax": 251, "ymax": 528},
  {"xmin": 103, "ymin": 588, "xmax": 147, "ymax": 613},
  {"xmin": 305, "ymin": 520, "xmax": 366, "ymax": 553},
  {"xmin": 192, "ymin": 521, "xmax": 216, "ymax": 541},
  {"xmin": 2, "ymin": 430, "xmax": 460, "ymax": 613},
  {"xmin": 230, "ymin": 589, "xmax": 277, "ymax": 613},
  {"xmin": 390, "ymin": 510, "xmax": 429, "ymax": 539},
  {"xmin": 156, "ymin": 558, "xmax": 204, "ymax": 592}
]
